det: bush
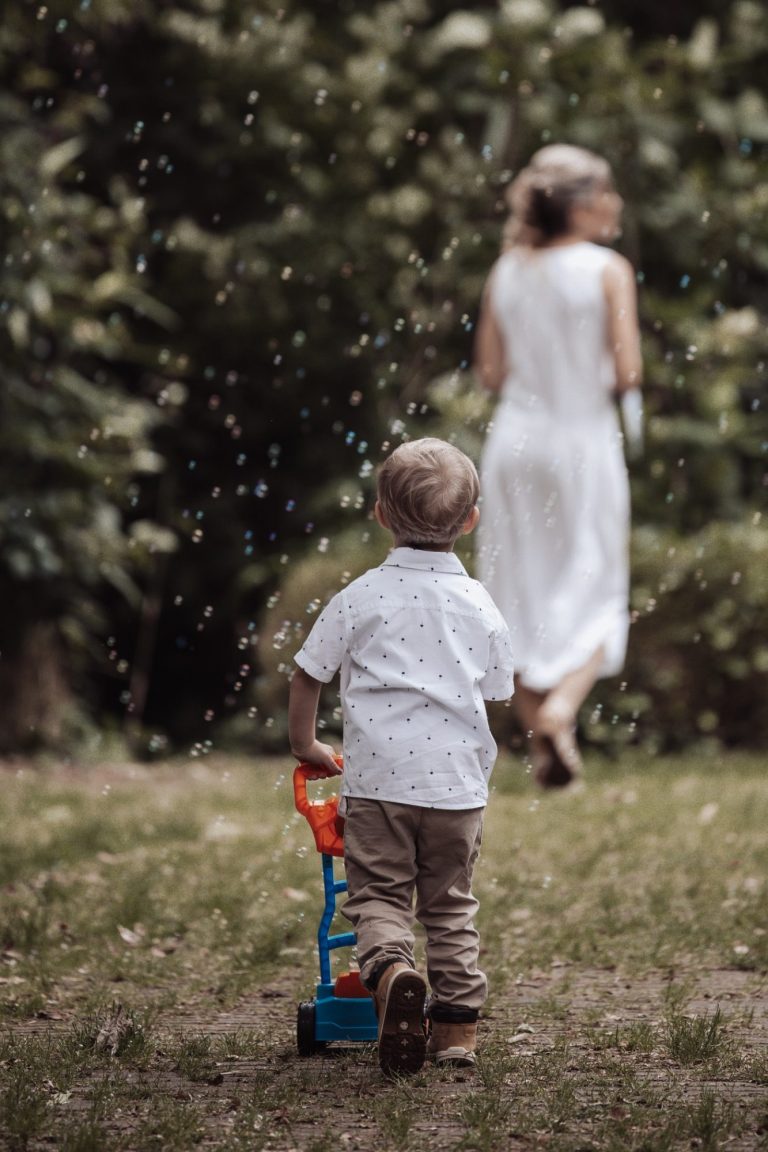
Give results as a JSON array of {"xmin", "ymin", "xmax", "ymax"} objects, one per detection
[
  {"xmin": 254, "ymin": 524, "xmax": 382, "ymax": 749},
  {"xmin": 595, "ymin": 519, "xmax": 768, "ymax": 752},
  {"xmin": 256, "ymin": 515, "xmax": 767, "ymax": 756}
]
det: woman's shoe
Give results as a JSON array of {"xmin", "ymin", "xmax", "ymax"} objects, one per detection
[
  {"xmin": 534, "ymin": 699, "xmax": 582, "ymax": 789},
  {"xmin": 534, "ymin": 732, "xmax": 581, "ymax": 789}
]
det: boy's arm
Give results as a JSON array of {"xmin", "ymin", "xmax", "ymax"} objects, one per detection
[{"xmin": 288, "ymin": 667, "xmax": 342, "ymax": 773}]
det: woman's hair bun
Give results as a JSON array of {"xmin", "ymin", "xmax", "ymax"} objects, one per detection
[{"xmin": 504, "ymin": 145, "xmax": 612, "ymax": 248}]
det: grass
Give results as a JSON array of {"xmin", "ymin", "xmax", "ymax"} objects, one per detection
[
  {"xmin": 0, "ymin": 749, "xmax": 766, "ymax": 1150},
  {"xmin": 480, "ymin": 750, "xmax": 768, "ymax": 977},
  {"xmin": 665, "ymin": 1006, "xmax": 729, "ymax": 1064}
]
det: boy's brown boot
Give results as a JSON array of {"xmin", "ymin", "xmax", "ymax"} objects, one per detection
[
  {"xmin": 426, "ymin": 1021, "xmax": 478, "ymax": 1067},
  {"xmin": 374, "ymin": 962, "xmax": 427, "ymax": 1077}
]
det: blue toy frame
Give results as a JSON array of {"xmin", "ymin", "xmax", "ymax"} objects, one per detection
[
  {"xmin": 293, "ymin": 761, "xmax": 378, "ymax": 1054},
  {"xmin": 311, "ymin": 851, "xmax": 378, "ymax": 1044}
]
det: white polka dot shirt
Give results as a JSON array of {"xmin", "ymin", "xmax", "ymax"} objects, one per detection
[{"xmin": 294, "ymin": 547, "xmax": 515, "ymax": 809}]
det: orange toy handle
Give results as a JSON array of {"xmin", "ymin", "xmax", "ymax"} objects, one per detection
[{"xmin": 293, "ymin": 760, "xmax": 345, "ymax": 857}]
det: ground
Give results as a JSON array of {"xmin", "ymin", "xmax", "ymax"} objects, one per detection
[{"xmin": 1, "ymin": 751, "xmax": 766, "ymax": 1150}]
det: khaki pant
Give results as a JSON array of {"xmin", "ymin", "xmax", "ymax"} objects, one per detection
[{"xmin": 342, "ymin": 798, "xmax": 487, "ymax": 1011}]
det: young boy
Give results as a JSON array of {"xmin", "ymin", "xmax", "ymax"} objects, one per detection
[{"xmin": 289, "ymin": 437, "xmax": 514, "ymax": 1076}]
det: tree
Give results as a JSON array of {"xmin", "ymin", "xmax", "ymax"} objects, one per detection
[
  {"xmin": 2, "ymin": 0, "xmax": 766, "ymax": 753},
  {"xmin": 0, "ymin": 7, "xmax": 169, "ymax": 750}
]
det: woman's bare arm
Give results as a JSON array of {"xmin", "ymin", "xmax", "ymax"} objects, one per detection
[
  {"xmin": 603, "ymin": 254, "xmax": 642, "ymax": 393},
  {"xmin": 473, "ymin": 276, "xmax": 506, "ymax": 393}
]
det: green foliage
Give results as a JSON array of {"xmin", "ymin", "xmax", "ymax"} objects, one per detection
[
  {"xmin": 1, "ymin": 0, "xmax": 766, "ymax": 750},
  {"xmin": 254, "ymin": 1, "xmax": 768, "ymax": 753},
  {"xmin": 254, "ymin": 523, "xmax": 382, "ymax": 745},
  {"xmin": 616, "ymin": 521, "xmax": 768, "ymax": 749},
  {"xmin": 0, "ymin": 17, "xmax": 170, "ymax": 749}
]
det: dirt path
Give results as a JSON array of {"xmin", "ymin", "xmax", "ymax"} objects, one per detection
[{"xmin": 11, "ymin": 964, "xmax": 767, "ymax": 1150}]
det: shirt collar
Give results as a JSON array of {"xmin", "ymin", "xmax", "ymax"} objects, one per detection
[{"xmin": 382, "ymin": 547, "xmax": 468, "ymax": 575}]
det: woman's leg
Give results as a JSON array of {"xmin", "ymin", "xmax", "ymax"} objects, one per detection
[
  {"xmin": 513, "ymin": 678, "xmax": 546, "ymax": 738},
  {"xmin": 513, "ymin": 678, "xmax": 549, "ymax": 779},
  {"xmin": 532, "ymin": 645, "xmax": 605, "ymax": 788},
  {"xmin": 538, "ymin": 645, "xmax": 605, "ymax": 731}
]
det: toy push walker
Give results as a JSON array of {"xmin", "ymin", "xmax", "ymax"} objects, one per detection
[{"xmin": 293, "ymin": 763, "xmax": 378, "ymax": 1056}]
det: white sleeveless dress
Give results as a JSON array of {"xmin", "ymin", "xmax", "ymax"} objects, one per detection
[{"xmin": 477, "ymin": 241, "xmax": 630, "ymax": 691}]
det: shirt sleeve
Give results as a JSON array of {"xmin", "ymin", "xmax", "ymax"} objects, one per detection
[
  {"xmin": 480, "ymin": 616, "xmax": 515, "ymax": 702},
  {"xmin": 293, "ymin": 592, "xmax": 348, "ymax": 684}
]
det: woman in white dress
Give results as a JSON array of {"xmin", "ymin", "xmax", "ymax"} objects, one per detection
[{"xmin": 475, "ymin": 145, "xmax": 642, "ymax": 788}]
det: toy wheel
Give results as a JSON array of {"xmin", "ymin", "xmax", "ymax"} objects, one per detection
[{"xmin": 297, "ymin": 1000, "xmax": 324, "ymax": 1057}]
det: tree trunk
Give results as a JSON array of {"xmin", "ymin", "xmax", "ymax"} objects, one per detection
[{"xmin": 0, "ymin": 622, "xmax": 73, "ymax": 753}]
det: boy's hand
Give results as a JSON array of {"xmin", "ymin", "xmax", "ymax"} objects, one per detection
[{"xmin": 291, "ymin": 740, "xmax": 342, "ymax": 775}]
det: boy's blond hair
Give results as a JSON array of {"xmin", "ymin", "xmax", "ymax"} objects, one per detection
[{"xmin": 377, "ymin": 438, "xmax": 479, "ymax": 547}]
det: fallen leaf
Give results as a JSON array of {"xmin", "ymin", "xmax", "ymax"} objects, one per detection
[
  {"xmin": 282, "ymin": 886, "xmax": 309, "ymax": 902},
  {"xmin": 117, "ymin": 924, "xmax": 145, "ymax": 947}
]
